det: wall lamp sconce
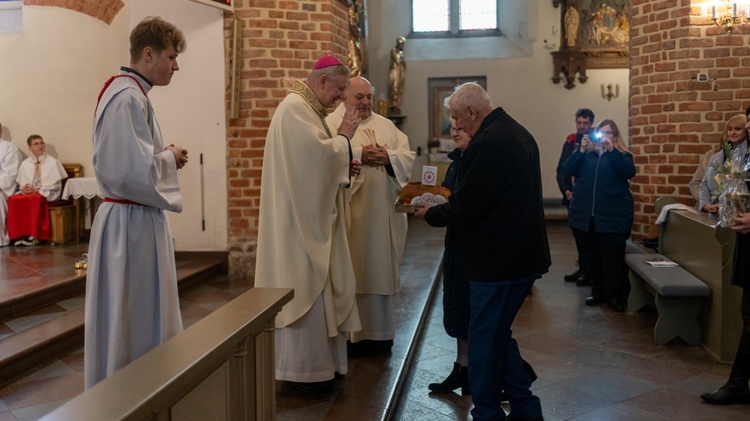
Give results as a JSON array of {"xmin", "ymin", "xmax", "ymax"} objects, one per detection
[
  {"xmin": 712, "ymin": 1, "xmax": 750, "ymax": 34},
  {"xmin": 601, "ymin": 83, "xmax": 619, "ymax": 102}
]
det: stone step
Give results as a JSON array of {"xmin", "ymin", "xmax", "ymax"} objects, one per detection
[
  {"xmin": 0, "ymin": 259, "xmax": 223, "ymax": 385},
  {"xmin": 0, "ymin": 272, "xmax": 86, "ymax": 323}
]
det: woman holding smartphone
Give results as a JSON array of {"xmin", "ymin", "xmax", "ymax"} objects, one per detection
[{"xmin": 564, "ymin": 119, "xmax": 636, "ymax": 312}]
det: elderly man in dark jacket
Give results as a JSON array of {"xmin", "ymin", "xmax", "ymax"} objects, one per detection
[{"xmin": 416, "ymin": 82, "xmax": 549, "ymax": 421}]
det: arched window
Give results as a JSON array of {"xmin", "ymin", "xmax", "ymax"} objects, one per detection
[{"xmin": 412, "ymin": 0, "xmax": 498, "ymax": 36}]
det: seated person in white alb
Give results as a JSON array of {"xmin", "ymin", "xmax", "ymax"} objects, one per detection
[
  {"xmin": 0, "ymin": 122, "xmax": 22, "ymax": 247},
  {"xmin": 7, "ymin": 135, "xmax": 67, "ymax": 246}
]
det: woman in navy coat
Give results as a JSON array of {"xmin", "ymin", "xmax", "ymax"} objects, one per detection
[
  {"xmin": 564, "ymin": 119, "xmax": 635, "ymax": 312},
  {"xmin": 427, "ymin": 126, "xmax": 471, "ymax": 394}
]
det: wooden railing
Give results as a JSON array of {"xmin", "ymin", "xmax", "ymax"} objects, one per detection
[{"xmin": 40, "ymin": 287, "xmax": 293, "ymax": 421}]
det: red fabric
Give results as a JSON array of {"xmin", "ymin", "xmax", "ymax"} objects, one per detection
[
  {"xmin": 104, "ymin": 197, "xmax": 143, "ymax": 206},
  {"xmin": 565, "ymin": 133, "xmax": 577, "ymax": 143},
  {"xmin": 96, "ymin": 74, "xmax": 147, "ymax": 111},
  {"xmin": 7, "ymin": 193, "xmax": 51, "ymax": 241}
]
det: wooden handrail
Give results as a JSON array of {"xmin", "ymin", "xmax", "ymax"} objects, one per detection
[{"xmin": 40, "ymin": 287, "xmax": 293, "ymax": 421}]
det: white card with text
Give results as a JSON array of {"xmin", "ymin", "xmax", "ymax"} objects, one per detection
[{"xmin": 422, "ymin": 165, "xmax": 438, "ymax": 186}]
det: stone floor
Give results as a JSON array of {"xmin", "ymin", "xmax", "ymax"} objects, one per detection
[{"xmin": 393, "ymin": 220, "xmax": 750, "ymax": 420}]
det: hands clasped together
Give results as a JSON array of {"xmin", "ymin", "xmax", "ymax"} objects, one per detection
[
  {"xmin": 361, "ymin": 143, "xmax": 390, "ymax": 167},
  {"xmin": 166, "ymin": 144, "xmax": 189, "ymax": 170}
]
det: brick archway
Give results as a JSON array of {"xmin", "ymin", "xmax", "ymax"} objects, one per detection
[{"xmin": 24, "ymin": 0, "xmax": 125, "ymax": 24}]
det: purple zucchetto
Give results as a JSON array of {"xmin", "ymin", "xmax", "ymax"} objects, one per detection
[{"xmin": 313, "ymin": 55, "xmax": 345, "ymax": 70}]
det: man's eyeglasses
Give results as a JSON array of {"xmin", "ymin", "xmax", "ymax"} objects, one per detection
[{"xmin": 450, "ymin": 127, "xmax": 462, "ymax": 134}]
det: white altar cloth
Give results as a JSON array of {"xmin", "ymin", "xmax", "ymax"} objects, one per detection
[{"xmin": 62, "ymin": 177, "xmax": 102, "ymax": 200}]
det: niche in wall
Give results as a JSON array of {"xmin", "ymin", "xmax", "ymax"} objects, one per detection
[
  {"xmin": 551, "ymin": 0, "xmax": 629, "ymax": 89},
  {"xmin": 427, "ymin": 76, "xmax": 487, "ymax": 149}
]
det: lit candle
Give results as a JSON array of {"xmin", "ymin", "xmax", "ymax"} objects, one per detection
[{"xmin": 713, "ymin": 5, "xmax": 717, "ymax": 20}]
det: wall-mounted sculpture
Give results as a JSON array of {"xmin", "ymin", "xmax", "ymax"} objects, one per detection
[
  {"xmin": 388, "ymin": 36, "xmax": 406, "ymax": 115},
  {"xmin": 346, "ymin": 0, "xmax": 367, "ymax": 77},
  {"xmin": 552, "ymin": 0, "xmax": 630, "ymax": 89}
]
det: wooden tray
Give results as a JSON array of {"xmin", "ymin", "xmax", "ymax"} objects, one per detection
[{"xmin": 395, "ymin": 202, "xmax": 422, "ymax": 213}]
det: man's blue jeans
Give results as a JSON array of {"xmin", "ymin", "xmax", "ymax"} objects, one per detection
[{"xmin": 469, "ymin": 276, "xmax": 542, "ymax": 421}]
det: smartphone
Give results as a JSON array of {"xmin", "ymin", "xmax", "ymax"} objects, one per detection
[{"xmin": 587, "ymin": 129, "xmax": 602, "ymax": 143}]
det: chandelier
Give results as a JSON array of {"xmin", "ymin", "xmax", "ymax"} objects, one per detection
[{"xmin": 712, "ymin": 1, "xmax": 749, "ymax": 34}]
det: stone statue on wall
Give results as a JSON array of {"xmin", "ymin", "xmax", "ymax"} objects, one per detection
[
  {"xmin": 565, "ymin": 5, "xmax": 580, "ymax": 47},
  {"xmin": 347, "ymin": 0, "xmax": 367, "ymax": 77},
  {"xmin": 388, "ymin": 36, "xmax": 406, "ymax": 115}
]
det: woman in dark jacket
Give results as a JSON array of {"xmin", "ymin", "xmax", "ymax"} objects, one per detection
[
  {"xmin": 428, "ymin": 125, "xmax": 471, "ymax": 395},
  {"xmin": 564, "ymin": 119, "xmax": 635, "ymax": 312}
]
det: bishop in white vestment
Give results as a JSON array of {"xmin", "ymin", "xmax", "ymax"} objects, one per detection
[{"xmin": 255, "ymin": 56, "xmax": 363, "ymax": 391}]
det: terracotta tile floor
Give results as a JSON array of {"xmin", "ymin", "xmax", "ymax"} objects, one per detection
[{"xmin": 1, "ymin": 220, "xmax": 750, "ymax": 420}]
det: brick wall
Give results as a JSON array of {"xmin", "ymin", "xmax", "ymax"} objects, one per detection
[
  {"xmin": 629, "ymin": 0, "xmax": 750, "ymax": 240},
  {"xmin": 226, "ymin": 0, "xmax": 349, "ymax": 278}
]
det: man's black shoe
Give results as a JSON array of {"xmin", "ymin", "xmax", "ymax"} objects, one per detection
[
  {"xmin": 606, "ymin": 298, "xmax": 625, "ymax": 313},
  {"xmin": 564, "ymin": 269, "xmax": 582, "ymax": 282},
  {"xmin": 575, "ymin": 274, "xmax": 591, "ymax": 287},
  {"xmin": 285, "ymin": 379, "xmax": 334, "ymax": 394},
  {"xmin": 505, "ymin": 415, "xmax": 544, "ymax": 421},
  {"xmin": 347, "ymin": 339, "xmax": 393, "ymax": 357},
  {"xmin": 701, "ymin": 383, "xmax": 750, "ymax": 405},
  {"xmin": 585, "ymin": 295, "xmax": 605, "ymax": 306}
]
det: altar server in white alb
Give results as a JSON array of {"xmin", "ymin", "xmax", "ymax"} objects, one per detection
[
  {"xmin": 326, "ymin": 76, "xmax": 415, "ymax": 353},
  {"xmin": 84, "ymin": 17, "xmax": 189, "ymax": 389},
  {"xmin": 0, "ymin": 122, "xmax": 21, "ymax": 247},
  {"xmin": 7, "ymin": 135, "xmax": 68, "ymax": 246},
  {"xmin": 255, "ymin": 55, "xmax": 362, "ymax": 394}
]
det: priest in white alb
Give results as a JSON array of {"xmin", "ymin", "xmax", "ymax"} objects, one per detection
[
  {"xmin": 254, "ymin": 55, "xmax": 363, "ymax": 394},
  {"xmin": 325, "ymin": 76, "xmax": 415, "ymax": 353}
]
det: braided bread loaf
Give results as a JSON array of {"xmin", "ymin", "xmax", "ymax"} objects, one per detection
[{"xmin": 397, "ymin": 182, "xmax": 451, "ymax": 205}]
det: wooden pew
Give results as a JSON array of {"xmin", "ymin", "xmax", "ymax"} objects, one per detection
[
  {"xmin": 40, "ymin": 287, "xmax": 293, "ymax": 421},
  {"xmin": 626, "ymin": 252, "xmax": 710, "ymax": 345},
  {"xmin": 649, "ymin": 197, "xmax": 743, "ymax": 362}
]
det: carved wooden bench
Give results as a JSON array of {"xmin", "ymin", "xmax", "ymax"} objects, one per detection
[{"xmin": 626, "ymin": 253, "xmax": 711, "ymax": 345}]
